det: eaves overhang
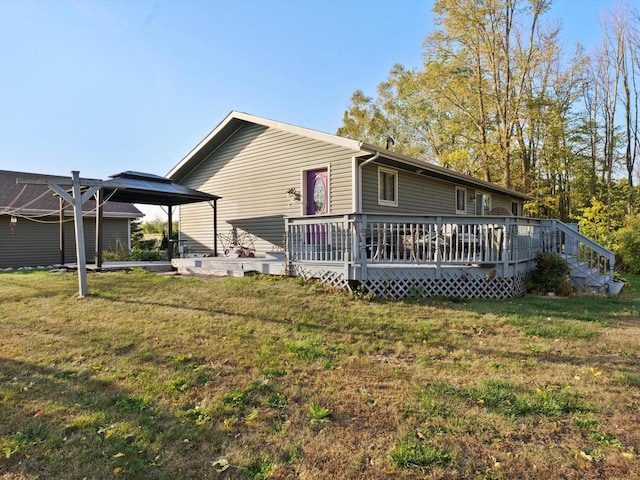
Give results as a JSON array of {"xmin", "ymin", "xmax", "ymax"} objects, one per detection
[
  {"xmin": 167, "ymin": 111, "xmax": 363, "ymax": 183},
  {"xmin": 359, "ymin": 143, "xmax": 533, "ymax": 201}
]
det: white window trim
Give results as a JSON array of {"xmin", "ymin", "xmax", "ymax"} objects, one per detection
[
  {"xmin": 455, "ymin": 187, "xmax": 467, "ymax": 214},
  {"xmin": 378, "ymin": 166, "xmax": 398, "ymax": 207}
]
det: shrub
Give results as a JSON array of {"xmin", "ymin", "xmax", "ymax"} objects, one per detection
[
  {"xmin": 527, "ymin": 252, "xmax": 572, "ymax": 296},
  {"xmin": 614, "ymin": 215, "xmax": 640, "ymax": 274},
  {"xmin": 128, "ymin": 247, "xmax": 167, "ymax": 261}
]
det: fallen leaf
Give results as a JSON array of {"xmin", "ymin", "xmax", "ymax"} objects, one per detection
[
  {"xmin": 212, "ymin": 458, "xmax": 230, "ymax": 472},
  {"xmin": 113, "ymin": 452, "xmax": 125, "ymax": 458},
  {"xmin": 579, "ymin": 451, "xmax": 593, "ymax": 462}
]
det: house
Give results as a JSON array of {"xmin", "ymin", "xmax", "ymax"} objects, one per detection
[
  {"xmin": 168, "ymin": 111, "xmax": 620, "ymax": 298},
  {"xmin": 0, "ymin": 170, "xmax": 143, "ymax": 268}
]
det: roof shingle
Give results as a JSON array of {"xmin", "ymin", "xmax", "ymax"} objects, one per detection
[{"xmin": 0, "ymin": 170, "xmax": 143, "ymax": 217}]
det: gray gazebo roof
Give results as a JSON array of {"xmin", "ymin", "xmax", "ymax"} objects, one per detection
[{"xmin": 103, "ymin": 171, "xmax": 220, "ymax": 206}]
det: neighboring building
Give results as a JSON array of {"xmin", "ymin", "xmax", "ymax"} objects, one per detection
[{"xmin": 0, "ymin": 170, "xmax": 143, "ymax": 268}]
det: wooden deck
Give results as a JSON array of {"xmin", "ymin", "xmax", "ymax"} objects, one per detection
[{"xmin": 285, "ymin": 214, "xmax": 616, "ymax": 299}]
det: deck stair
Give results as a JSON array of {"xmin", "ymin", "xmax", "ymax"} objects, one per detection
[
  {"xmin": 543, "ymin": 220, "xmax": 624, "ymax": 295},
  {"xmin": 171, "ymin": 252, "xmax": 286, "ymax": 277},
  {"xmin": 566, "ymin": 256, "xmax": 624, "ymax": 295}
]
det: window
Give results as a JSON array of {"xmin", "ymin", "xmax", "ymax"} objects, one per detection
[
  {"xmin": 378, "ymin": 167, "xmax": 398, "ymax": 206},
  {"xmin": 455, "ymin": 187, "xmax": 467, "ymax": 214},
  {"xmin": 475, "ymin": 192, "xmax": 492, "ymax": 215},
  {"xmin": 511, "ymin": 201, "xmax": 519, "ymax": 216}
]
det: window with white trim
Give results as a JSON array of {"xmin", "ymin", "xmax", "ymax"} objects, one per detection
[
  {"xmin": 378, "ymin": 166, "xmax": 398, "ymax": 207},
  {"xmin": 455, "ymin": 187, "xmax": 467, "ymax": 214}
]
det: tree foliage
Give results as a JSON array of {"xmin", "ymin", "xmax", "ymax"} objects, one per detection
[{"xmin": 339, "ymin": 0, "xmax": 640, "ymax": 264}]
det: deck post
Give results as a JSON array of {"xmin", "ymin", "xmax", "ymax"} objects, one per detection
[
  {"xmin": 343, "ymin": 215, "xmax": 350, "ymax": 276},
  {"xmin": 285, "ymin": 217, "xmax": 291, "ymax": 275},
  {"xmin": 358, "ymin": 214, "xmax": 368, "ymax": 281},
  {"xmin": 435, "ymin": 216, "xmax": 442, "ymax": 279},
  {"xmin": 550, "ymin": 219, "xmax": 558, "ymax": 253},
  {"xmin": 500, "ymin": 218, "xmax": 510, "ymax": 278}
]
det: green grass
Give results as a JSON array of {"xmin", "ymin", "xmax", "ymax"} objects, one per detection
[{"xmin": 1, "ymin": 270, "xmax": 639, "ymax": 479}]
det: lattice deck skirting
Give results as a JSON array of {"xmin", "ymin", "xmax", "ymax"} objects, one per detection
[
  {"xmin": 298, "ymin": 266, "xmax": 527, "ymax": 299},
  {"xmin": 289, "ymin": 264, "xmax": 353, "ymax": 292},
  {"xmin": 361, "ymin": 269, "xmax": 527, "ymax": 299}
]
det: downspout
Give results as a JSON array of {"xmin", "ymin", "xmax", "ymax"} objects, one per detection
[
  {"xmin": 356, "ymin": 151, "xmax": 380, "ymax": 212},
  {"xmin": 355, "ymin": 150, "xmax": 379, "ymax": 282}
]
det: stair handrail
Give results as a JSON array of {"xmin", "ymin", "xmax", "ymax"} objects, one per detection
[{"xmin": 544, "ymin": 219, "xmax": 615, "ymax": 282}]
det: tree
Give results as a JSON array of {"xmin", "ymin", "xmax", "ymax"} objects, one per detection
[
  {"xmin": 339, "ymin": 0, "xmax": 559, "ymax": 190},
  {"xmin": 338, "ymin": 0, "xmax": 640, "ymax": 237}
]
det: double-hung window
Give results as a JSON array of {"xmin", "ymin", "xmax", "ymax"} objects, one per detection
[
  {"xmin": 455, "ymin": 187, "xmax": 467, "ymax": 214},
  {"xmin": 378, "ymin": 166, "xmax": 398, "ymax": 207}
]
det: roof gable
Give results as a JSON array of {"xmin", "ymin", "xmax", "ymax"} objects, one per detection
[
  {"xmin": 167, "ymin": 111, "xmax": 363, "ymax": 182},
  {"xmin": 167, "ymin": 111, "xmax": 531, "ymax": 201}
]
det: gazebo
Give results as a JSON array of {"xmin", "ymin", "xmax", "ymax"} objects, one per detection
[{"xmin": 100, "ymin": 171, "xmax": 221, "ymax": 265}]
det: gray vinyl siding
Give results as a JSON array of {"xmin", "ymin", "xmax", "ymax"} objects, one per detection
[
  {"xmin": 178, "ymin": 123, "xmax": 359, "ymax": 255},
  {"xmin": 64, "ymin": 218, "xmax": 130, "ymax": 261},
  {"xmin": 362, "ymin": 163, "xmax": 522, "ymax": 216},
  {"xmin": 489, "ymin": 195, "xmax": 518, "ymax": 213},
  {"xmin": 362, "ymin": 164, "xmax": 463, "ymax": 215},
  {"xmin": 0, "ymin": 216, "xmax": 130, "ymax": 268}
]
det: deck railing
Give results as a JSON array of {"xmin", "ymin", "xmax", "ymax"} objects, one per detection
[
  {"xmin": 285, "ymin": 214, "xmax": 543, "ymax": 269},
  {"xmin": 539, "ymin": 219, "xmax": 615, "ymax": 282},
  {"xmin": 285, "ymin": 214, "xmax": 616, "ymax": 296}
]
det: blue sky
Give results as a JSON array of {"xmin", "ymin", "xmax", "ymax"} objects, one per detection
[{"xmin": 0, "ymin": 0, "xmax": 626, "ymax": 218}]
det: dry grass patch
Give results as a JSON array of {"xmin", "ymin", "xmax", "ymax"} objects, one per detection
[{"xmin": 1, "ymin": 269, "xmax": 639, "ymax": 479}]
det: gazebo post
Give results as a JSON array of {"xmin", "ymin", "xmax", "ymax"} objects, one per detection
[
  {"xmin": 213, "ymin": 198, "xmax": 218, "ymax": 257},
  {"xmin": 167, "ymin": 205, "xmax": 173, "ymax": 261},
  {"xmin": 59, "ymin": 197, "xmax": 65, "ymax": 265},
  {"xmin": 95, "ymin": 188, "xmax": 104, "ymax": 268}
]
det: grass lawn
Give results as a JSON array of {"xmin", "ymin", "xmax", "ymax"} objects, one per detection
[{"xmin": 1, "ymin": 270, "xmax": 639, "ymax": 479}]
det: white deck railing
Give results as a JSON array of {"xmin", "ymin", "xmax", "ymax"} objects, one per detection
[
  {"xmin": 285, "ymin": 214, "xmax": 616, "ymax": 282},
  {"xmin": 285, "ymin": 214, "xmax": 543, "ymax": 269},
  {"xmin": 539, "ymin": 219, "xmax": 615, "ymax": 282}
]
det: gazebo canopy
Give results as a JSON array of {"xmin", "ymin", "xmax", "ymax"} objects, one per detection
[
  {"xmin": 98, "ymin": 171, "xmax": 221, "ymax": 263},
  {"xmin": 103, "ymin": 171, "xmax": 220, "ymax": 206}
]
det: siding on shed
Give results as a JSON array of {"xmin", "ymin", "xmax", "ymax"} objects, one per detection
[
  {"xmin": 0, "ymin": 216, "xmax": 130, "ymax": 268},
  {"xmin": 64, "ymin": 218, "xmax": 130, "ymax": 262},
  {"xmin": 178, "ymin": 123, "xmax": 359, "ymax": 255},
  {"xmin": 361, "ymin": 163, "xmax": 522, "ymax": 216}
]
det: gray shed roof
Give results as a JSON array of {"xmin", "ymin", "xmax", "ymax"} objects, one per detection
[{"xmin": 0, "ymin": 170, "xmax": 142, "ymax": 217}]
